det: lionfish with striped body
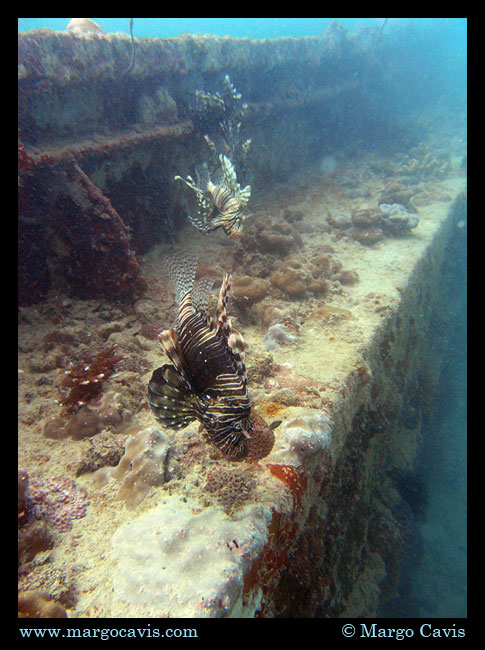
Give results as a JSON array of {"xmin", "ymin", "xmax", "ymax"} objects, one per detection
[
  {"xmin": 175, "ymin": 154, "xmax": 251, "ymax": 237},
  {"xmin": 148, "ymin": 253, "xmax": 253, "ymax": 459}
]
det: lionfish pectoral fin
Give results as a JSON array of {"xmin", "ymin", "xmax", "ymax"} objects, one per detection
[
  {"xmin": 227, "ymin": 328, "xmax": 248, "ymax": 381},
  {"xmin": 147, "ymin": 364, "xmax": 198, "ymax": 430},
  {"xmin": 159, "ymin": 329, "xmax": 187, "ymax": 379}
]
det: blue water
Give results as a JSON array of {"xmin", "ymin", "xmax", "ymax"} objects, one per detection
[{"xmin": 18, "ymin": 17, "xmax": 466, "ymax": 45}]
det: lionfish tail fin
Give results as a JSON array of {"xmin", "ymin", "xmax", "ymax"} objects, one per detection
[{"xmin": 147, "ymin": 364, "xmax": 199, "ymax": 430}]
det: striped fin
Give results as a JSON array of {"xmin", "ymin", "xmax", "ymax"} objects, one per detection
[
  {"xmin": 227, "ymin": 327, "xmax": 248, "ymax": 385},
  {"xmin": 207, "ymin": 182, "xmax": 243, "ymax": 236},
  {"xmin": 203, "ymin": 395, "xmax": 253, "ymax": 459},
  {"xmin": 207, "ymin": 422, "xmax": 250, "ymax": 459},
  {"xmin": 191, "ymin": 277, "xmax": 214, "ymax": 325},
  {"xmin": 195, "ymin": 161, "xmax": 211, "ymax": 193},
  {"xmin": 165, "ymin": 251, "xmax": 197, "ymax": 304},
  {"xmin": 158, "ymin": 329, "xmax": 187, "ymax": 380},
  {"xmin": 147, "ymin": 364, "xmax": 200, "ymax": 429},
  {"xmin": 213, "ymin": 275, "xmax": 248, "ymax": 382},
  {"xmin": 213, "ymin": 273, "xmax": 232, "ymax": 338}
]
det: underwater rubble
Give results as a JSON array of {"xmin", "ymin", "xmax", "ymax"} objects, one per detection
[{"xmin": 18, "ymin": 23, "xmax": 466, "ymax": 618}]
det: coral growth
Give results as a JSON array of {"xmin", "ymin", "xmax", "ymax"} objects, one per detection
[
  {"xmin": 231, "ymin": 275, "xmax": 270, "ymax": 304},
  {"xmin": 246, "ymin": 354, "xmax": 278, "ymax": 385},
  {"xmin": 270, "ymin": 269, "xmax": 307, "ymax": 298},
  {"xmin": 43, "ymin": 161, "xmax": 147, "ymax": 302},
  {"xmin": 260, "ymin": 366, "xmax": 329, "ymax": 410},
  {"xmin": 351, "ymin": 203, "xmax": 419, "ymax": 245},
  {"xmin": 270, "ymin": 412, "xmax": 333, "ymax": 467},
  {"xmin": 138, "ymin": 320, "xmax": 166, "ymax": 341},
  {"xmin": 27, "ymin": 474, "xmax": 87, "ymax": 532},
  {"xmin": 75, "ymin": 431, "xmax": 126, "ymax": 476},
  {"xmin": 351, "ymin": 208, "xmax": 385, "ymax": 245},
  {"xmin": 18, "ymin": 470, "xmax": 54, "ymax": 565},
  {"xmin": 111, "ymin": 497, "xmax": 270, "ymax": 617},
  {"xmin": 242, "ymin": 509, "xmax": 299, "ymax": 605},
  {"xmin": 60, "ymin": 346, "xmax": 122, "ymax": 414},
  {"xmin": 379, "ymin": 181, "xmax": 417, "ymax": 211},
  {"xmin": 378, "ymin": 203, "xmax": 419, "ymax": 236},
  {"xmin": 398, "ymin": 150, "xmax": 451, "ymax": 179},
  {"xmin": 45, "ymin": 391, "xmax": 127, "ymax": 440},
  {"xmin": 246, "ymin": 411, "xmax": 276, "ymax": 461},
  {"xmin": 241, "ymin": 219, "xmax": 303, "ymax": 259},
  {"xmin": 204, "ymin": 466, "xmax": 257, "ymax": 513},
  {"xmin": 263, "ymin": 249, "xmax": 357, "ymax": 300},
  {"xmin": 94, "ymin": 427, "xmax": 169, "ymax": 509},
  {"xmin": 253, "ymin": 301, "xmax": 291, "ymax": 328},
  {"xmin": 18, "ymin": 562, "xmax": 77, "ymax": 611}
]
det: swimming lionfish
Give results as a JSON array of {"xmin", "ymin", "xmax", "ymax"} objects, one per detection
[
  {"xmin": 147, "ymin": 252, "xmax": 253, "ymax": 458},
  {"xmin": 174, "ymin": 154, "xmax": 251, "ymax": 237}
]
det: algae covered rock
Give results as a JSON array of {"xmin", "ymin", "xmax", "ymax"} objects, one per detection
[
  {"xmin": 111, "ymin": 498, "xmax": 272, "ymax": 617},
  {"xmin": 231, "ymin": 275, "xmax": 270, "ymax": 304},
  {"xmin": 378, "ymin": 203, "xmax": 419, "ymax": 235},
  {"xmin": 269, "ymin": 410, "xmax": 333, "ymax": 467},
  {"xmin": 94, "ymin": 427, "xmax": 169, "ymax": 509}
]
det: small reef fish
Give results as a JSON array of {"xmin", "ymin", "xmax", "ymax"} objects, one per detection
[
  {"xmin": 148, "ymin": 252, "xmax": 253, "ymax": 458},
  {"xmin": 175, "ymin": 154, "xmax": 251, "ymax": 237}
]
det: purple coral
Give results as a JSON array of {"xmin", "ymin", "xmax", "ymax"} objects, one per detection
[{"xmin": 28, "ymin": 475, "xmax": 87, "ymax": 532}]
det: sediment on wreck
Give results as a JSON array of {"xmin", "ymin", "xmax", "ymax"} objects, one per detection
[{"xmin": 266, "ymin": 206, "xmax": 463, "ymax": 617}]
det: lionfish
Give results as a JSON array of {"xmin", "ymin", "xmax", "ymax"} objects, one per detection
[
  {"xmin": 174, "ymin": 154, "xmax": 251, "ymax": 237},
  {"xmin": 147, "ymin": 252, "xmax": 253, "ymax": 459}
]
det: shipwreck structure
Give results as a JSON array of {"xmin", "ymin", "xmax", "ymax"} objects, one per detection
[
  {"xmin": 18, "ymin": 22, "xmax": 402, "ymax": 304},
  {"xmin": 18, "ymin": 23, "xmax": 466, "ymax": 618}
]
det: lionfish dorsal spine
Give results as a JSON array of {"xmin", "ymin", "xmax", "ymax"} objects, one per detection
[{"xmin": 213, "ymin": 273, "xmax": 231, "ymax": 337}]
